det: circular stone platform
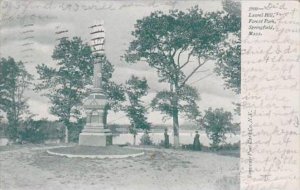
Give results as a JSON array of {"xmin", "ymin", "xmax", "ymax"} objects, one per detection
[{"xmin": 47, "ymin": 145, "xmax": 144, "ymax": 159}]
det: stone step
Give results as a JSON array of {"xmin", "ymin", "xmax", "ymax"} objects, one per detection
[
  {"xmin": 82, "ymin": 129, "xmax": 111, "ymax": 133},
  {"xmin": 84, "ymin": 126, "xmax": 106, "ymax": 130},
  {"xmin": 84, "ymin": 125, "xmax": 105, "ymax": 128},
  {"xmin": 83, "ymin": 126, "xmax": 110, "ymax": 130}
]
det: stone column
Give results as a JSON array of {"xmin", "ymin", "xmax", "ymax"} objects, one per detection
[{"xmin": 93, "ymin": 57, "xmax": 102, "ymax": 90}]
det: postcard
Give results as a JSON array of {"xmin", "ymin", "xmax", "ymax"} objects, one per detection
[{"xmin": 0, "ymin": 1, "xmax": 299, "ymax": 190}]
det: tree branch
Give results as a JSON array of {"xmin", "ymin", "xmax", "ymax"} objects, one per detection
[
  {"xmin": 168, "ymin": 49, "xmax": 178, "ymax": 71},
  {"xmin": 179, "ymin": 51, "xmax": 194, "ymax": 70},
  {"xmin": 188, "ymin": 72, "xmax": 214, "ymax": 85},
  {"xmin": 176, "ymin": 48, "xmax": 185, "ymax": 67},
  {"xmin": 171, "ymin": 49, "xmax": 177, "ymax": 58},
  {"xmin": 179, "ymin": 57, "xmax": 208, "ymax": 89}
]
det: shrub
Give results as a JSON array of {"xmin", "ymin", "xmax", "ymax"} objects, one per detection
[
  {"xmin": 181, "ymin": 144, "xmax": 194, "ymax": 150},
  {"xmin": 140, "ymin": 131, "xmax": 153, "ymax": 145},
  {"xmin": 0, "ymin": 123, "xmax": 7, "ymax": 138},
  {"xmin": 1, "ymin": 118, "xmax": 89, "ymax": 143},
  {"xmin": 68, "ymin": 119, "xmax": 85, "ymax": 142},
  {"xmin": 203, "ymin": 108, "xmax": 234, "ymax": 149},
  {"xmin": 217, "ymin": 142, "xmax": 240, "ymax": 150},
  {"xmin": 19, "ymin": 120, "xmax": 46, "ymax": 143},
  {"xmin": 181, "ymin": 143, "xmax": 203, "ymax": 151},
  {"xmin": 18, "ymin": 119, "xmax": 64, "ymax": 143}
]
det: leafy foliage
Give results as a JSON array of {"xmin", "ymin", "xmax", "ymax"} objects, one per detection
[
  {"xmin": 125, "ymin": 7, "xmax": 225, "ymax": 86},
  {"xmin": 0, "ymin": 57, "xmax": 32, "ymax": 139},
  {"xmin": 151, "ymin": 85, "xmax": 201, "ymax": 122},
  {"xmin": 124, "ymin": 75, "xmax": 150, "ymax": 134},
  {"xmin": 18, "ymin": 119, "xmax": 64, "ymax": 143},
  {"xmin": 67, "ymin": 118, "xmax": 85, "ymax": 142},
  {"xmin": 203, "ymin": 108, "xmax": 234, "ymax": 148},
  {"xmin": 0, "ymin": 122, "xmax": 7, "ymax": 138},
  {"xmin": 140, "ymin": 131, "xmax": 153, "ymax": 145},
  {"xmin": 215, "ymin": 44, "xmax": 241, "ymax": 93},
  {"xmin": 35, "ymin": 37, "xmax": 94, "ymax": 128},
  {"xmin": 215, "ymin": 0, "xmax": 241, "ymax": 94},
  {"xmin": 36, "ymin": 36, "xmax": 125, "ymax": 142},
  {"xmin": 101, "ymin": 56, "xmax": 126, "ymax": 126},
  {"xmin": 16, "ymin": 119, "xmax": 84, "ymax": 143}
]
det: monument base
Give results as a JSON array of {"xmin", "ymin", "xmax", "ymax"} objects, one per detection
[{"xmin": 79, "ymin": 133, "xmax": 112, "ymax": 147}]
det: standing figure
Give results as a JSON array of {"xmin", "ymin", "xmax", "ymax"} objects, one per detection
[
  {"xmin": 164, "ymin": 128, "xmax": 169, "ymax": 148},
  {"xmin": 193, "ymin": 131, "xmax": 201, "ymax": 151}
]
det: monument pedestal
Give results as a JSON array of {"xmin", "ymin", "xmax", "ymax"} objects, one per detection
[
  {"xmin": 79, "ymin": 89, "xmax": 112, "ymax": 147},
  {"xmin": 79, "ymin": 133, "xmax": 112, "ymax": 146}
]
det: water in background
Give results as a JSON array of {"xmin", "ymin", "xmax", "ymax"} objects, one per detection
[{"xmin": 113, "ymin": 131, "xmax": 240, "ymax": 146}]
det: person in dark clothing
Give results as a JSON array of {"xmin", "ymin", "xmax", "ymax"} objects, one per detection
[
  {"xmin": 164, "ymin": 128, "xmax": 169, "ymax": 148},
  {"xmin": 193, "ymin": 131, "xmax": 201, "ymax": 151}
]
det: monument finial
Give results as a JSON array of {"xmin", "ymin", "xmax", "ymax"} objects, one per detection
[{"xmin": 90, "ymin": 20, "xmax": 105, "ymax": 55}]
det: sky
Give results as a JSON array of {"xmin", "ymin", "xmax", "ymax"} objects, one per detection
[{"xmin": 0, "ymin": 0, "xmax": 239, "ymax": 125}]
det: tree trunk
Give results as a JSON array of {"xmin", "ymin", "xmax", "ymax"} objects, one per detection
[
  {"xmin": 11, "ymin": 86, "xmax": 18, "ymax": 140},
  {"xmin": 171, "ymin": 82, "xmax": 180, "ymax": 148},
  {"xmin": 173, "ymin": 108, "xmax": 180, "ymax": 148},
  {"xmin": 65, "ymin": 125, "xmax": 69, "ymax": 143},
  {"xmin": 133, "ymin": 134, "xmax": 136, "ymax": 146},
  {"xmin": 63, "ymin": 118, "xmax": 70, "ymax": 144}
]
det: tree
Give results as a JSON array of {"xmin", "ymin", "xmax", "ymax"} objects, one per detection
[
  {"xmin": 125, "ymin": 7, "xmax": 225, "ymax": 147},
  {"xmin": 124, "ymin": 75, "xmax": 150, "ymax": 145},
  {"xmin": 214, "ymin": 0, "xmax": 241, "ymax": 94},
  {"xmin": 0, "ymin": 57, "xmax": 32, "ymax": 139},
  {"xmin": 35, "ymin": 37, "xmax": 94, "ymax": 143},
  {"xmin": 214, "ymin": 0, "xmax": 241, "ymax": 120},
  {"xmin": 36, "ymin": 37, "xmax": 125, "ymax": 142},
  {"xmin": 151, "ymin": 85, "xmax": 201, "ymax": 124},
  {"xmin": 101, "ymin": 56, "xmax": 126, "ymax": 127},
  {"xmin": 202, "ymin": 107, "xmax": 234, "ymax": 148}
]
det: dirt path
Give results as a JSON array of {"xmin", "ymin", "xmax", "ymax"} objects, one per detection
[
  {"xmin": 0, "ymin": 145, "xmax": 239, "ymax": 190},
  {"xmin": 0, "ymin": 147, "xmax": 64, "ymax": 190}
]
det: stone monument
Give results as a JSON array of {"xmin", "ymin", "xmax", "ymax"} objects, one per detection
[{"xmin": 79, "ymin": 21, "xmax": 112, "ymax": 146}]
